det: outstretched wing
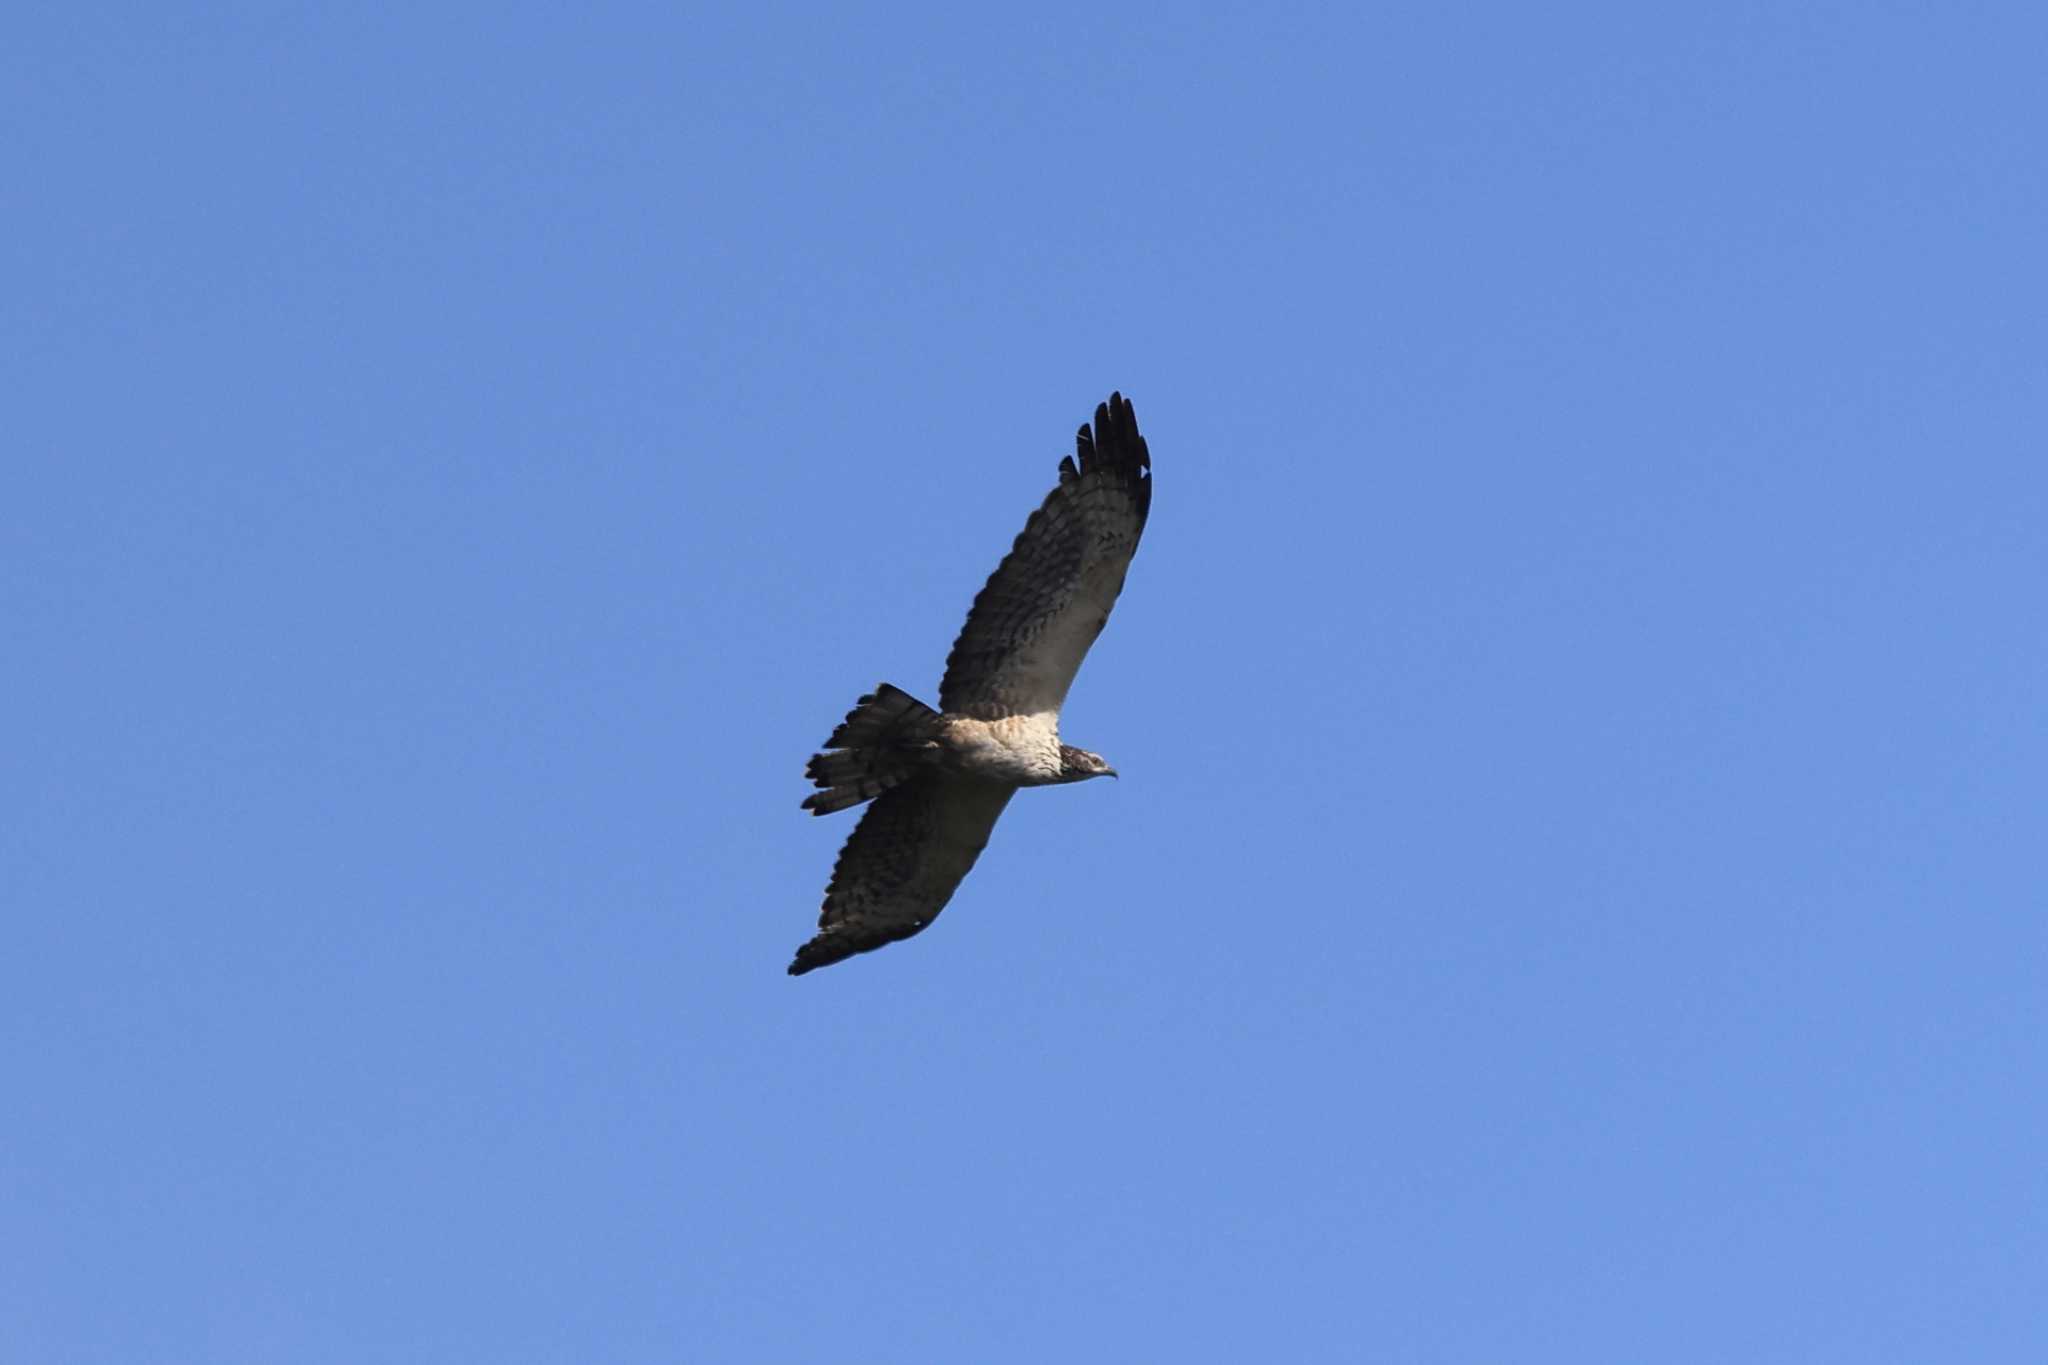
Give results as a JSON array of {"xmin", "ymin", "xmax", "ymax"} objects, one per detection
[
  {"xmin": 938, "ymin": 392, "xmax": 1152, "ymax": 719},
  {"xmin": 788, "ymin": 776, "xmax": 1015, "ymax": 975}
]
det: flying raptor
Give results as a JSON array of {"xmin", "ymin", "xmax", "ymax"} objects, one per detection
[{"xmin": 789, "ymin": 392, "xmax": 1153, "ymax": 975}]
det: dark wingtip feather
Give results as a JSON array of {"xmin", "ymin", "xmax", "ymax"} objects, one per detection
[
  {"xmin": 788, "ymin": 934, "xmax": 852, "ymax": 975},
  {"xmin": 1078, "ymin": 389, "xmax": 1151, "ymax": 523}
]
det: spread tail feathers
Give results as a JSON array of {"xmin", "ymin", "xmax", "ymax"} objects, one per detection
[{"xmin": 802, "ymin": 684, "xmax": 943, "ymax": 815}]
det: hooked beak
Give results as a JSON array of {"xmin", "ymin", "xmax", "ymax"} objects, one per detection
[{"xmin": 1106, "ymin": 768, "xmax": 1119, "ymax": 780}]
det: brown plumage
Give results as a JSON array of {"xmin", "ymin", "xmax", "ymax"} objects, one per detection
[{"xmin": 789, "ymin": 393, "xmax": 1153, "ymax": 975}]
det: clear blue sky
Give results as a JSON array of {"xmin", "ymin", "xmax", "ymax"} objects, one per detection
[{"xmin": 7, "ymin": 4, "xmax": 2045, "ymax": 1361}]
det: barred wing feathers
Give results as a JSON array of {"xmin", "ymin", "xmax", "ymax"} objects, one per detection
[
  {"xmin": 787, "ymin": 777, "xmax": 1016, "ymax": 976},
  {"xmin": 938, "ymin": 393, "xmax": 1152, "ymax": 719}
]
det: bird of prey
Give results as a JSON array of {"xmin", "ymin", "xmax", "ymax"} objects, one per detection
[{"xmin": 789, "ymin": 392, "xmax": 1153, "ymax": 975}]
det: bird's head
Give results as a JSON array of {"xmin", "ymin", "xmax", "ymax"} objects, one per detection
[{"xmin": 1057, "ymin": 745, "xmax": 1118, "ymax": 783}]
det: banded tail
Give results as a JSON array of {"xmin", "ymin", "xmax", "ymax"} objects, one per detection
[{"xmin": 802, "ymin": 684, "xmax": 943, "ymax": 815}]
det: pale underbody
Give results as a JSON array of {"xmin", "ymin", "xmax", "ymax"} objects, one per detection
[{"xmin": 934, "ymin": 712, "xmax": 1066, "ymax": 785}]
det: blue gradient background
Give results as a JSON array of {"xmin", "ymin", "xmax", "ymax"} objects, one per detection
[{"xmin": 7, "ymin": 4, "xmax": 2045, "ymax": 1361}]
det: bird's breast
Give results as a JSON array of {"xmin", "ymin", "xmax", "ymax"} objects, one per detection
[{"xmin": 938, "ymin": 713, "xmax": 1063, "ymax": 785}]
